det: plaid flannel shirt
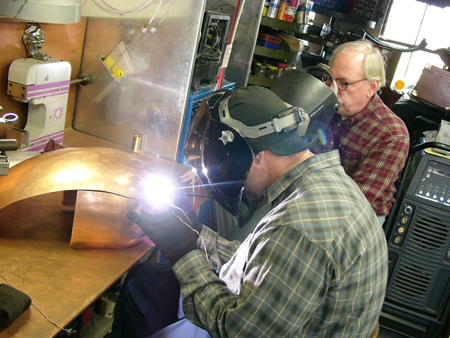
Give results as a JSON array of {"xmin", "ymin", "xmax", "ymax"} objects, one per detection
[
  {"xmin": 313, "ymin": 94, "xmax": 409, "ymax": 216},
  {"xmin": 173, "ymin": 150, "xmax": 388, "ymax": 337}
]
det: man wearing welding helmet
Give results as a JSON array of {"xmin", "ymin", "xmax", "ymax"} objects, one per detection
[{"xmin": 111, "ymin": 71, "xmax": 387, "ymax": 338}]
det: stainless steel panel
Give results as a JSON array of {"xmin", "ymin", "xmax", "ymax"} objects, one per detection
[{"xmin": 73, "ymin": 0, "xmax": 206, "ymax": 161}]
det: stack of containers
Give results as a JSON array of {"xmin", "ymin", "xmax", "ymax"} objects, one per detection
[
  {"xmin": 257, "ymin": 32, "xmax": 281, "ymax": 50},
  {"xmin": 254, "ymin": 32, "xmax": 299, "ymax": 80},
  {"xmin": 265, "ymin": 0, "xmax": 300, "ymax": 22}
]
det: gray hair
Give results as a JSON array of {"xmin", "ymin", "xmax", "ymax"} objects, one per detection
[{"xmin": 331, "ymin": 40, "xmax": 386, "ymax": 88}]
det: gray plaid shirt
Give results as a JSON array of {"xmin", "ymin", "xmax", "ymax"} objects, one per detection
[{"xmin": 174, "ymin": 150, "xmax": 387, "ymax": 337}]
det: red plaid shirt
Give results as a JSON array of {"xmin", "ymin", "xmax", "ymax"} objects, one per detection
[{"xmin": 313, "ymin": 95, "xmax": 410, "ymax": 216}]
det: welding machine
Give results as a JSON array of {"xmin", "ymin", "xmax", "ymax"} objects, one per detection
[{"xmin": 381, "ymin": 142, "xmax": 450, "ymax": 337}]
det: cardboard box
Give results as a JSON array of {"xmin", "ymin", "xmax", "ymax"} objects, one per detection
[
  {"xmin": 412, "ymin": 64, "xmax": 450, "ymax": 110},
  {"xmin": 277, "ymin": 32, "xmax": 305, "ymax": 53}
]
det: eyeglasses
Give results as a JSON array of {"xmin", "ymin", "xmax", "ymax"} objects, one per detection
[{"xmin": 321, "ymin": 74, "xmax": 366, "ymax": 91}]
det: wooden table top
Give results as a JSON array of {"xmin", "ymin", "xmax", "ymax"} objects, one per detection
[
  {"xmin": 0, "ymin": 128, "xmax": 203, "ymax": 337},
  {"xmin": 0, "ymin": 190, "xmax": 153, "ymax": 338}
]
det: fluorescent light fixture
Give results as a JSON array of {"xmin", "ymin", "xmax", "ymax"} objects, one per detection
[{"xmin": 0, "ymin": 0, "xmax": 82, "ymax": 24}]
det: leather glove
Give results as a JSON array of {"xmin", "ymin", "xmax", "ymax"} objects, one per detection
[{"xmin": 128, "ymin": 191, "xmax": 202, "ymax": 265}]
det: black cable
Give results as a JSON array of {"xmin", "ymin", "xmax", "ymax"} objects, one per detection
[{"xmin": 362, "ymin": 28, "xmax": 427, "ymax": 52}]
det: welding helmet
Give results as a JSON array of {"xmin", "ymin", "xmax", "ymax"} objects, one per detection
[
  {"xmin": 183, "ymin": 89, "xmax": 251, "ymax": 218},
  {"xmin": 270, "ymin": 65, "xmax": 340, "ymax": 148},
  {"xmin": 184, "ymin": 78, "xmax": 338, "ymax": 218}
]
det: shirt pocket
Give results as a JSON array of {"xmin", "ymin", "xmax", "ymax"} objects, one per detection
[{"xmin": 338, "ymin": 147, "xmax": 361, "ymax": 176}]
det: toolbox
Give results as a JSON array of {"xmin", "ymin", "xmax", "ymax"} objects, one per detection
[
  {"xmin": 412, "ymin": 64, "xmax": 450, "ymax": 110},
  {"xmin": 256, "ymin": 40, "xmax": 280, "ymax": 50},
  {"xmin": 257, "ymin": 33, "xmax": 281, "ymax": 46}
]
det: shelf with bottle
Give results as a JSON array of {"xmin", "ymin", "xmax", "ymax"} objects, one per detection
[
  {"xmin": 248, "ymin": 51, "xmax": 321, "ymax": 88},
  {"xmin": 260, "ymin": 4, "xmax": 377, "ymax": 40},
  {"xmin": 255, "ymin": 27, "xmax": 304, "ymax": 61},
  {"xmin": 260, "ymin": 16, "xmax": 329, "ymax": 48},
  {"xmin": 249, "ymin": 56, "xmax": 299, "ymax": 88},
  {"xmin": 313, "ymin": 6, "xmax": 376, "ymax": 29},
  {"xmin": 260, "ymin": 15, "xmax": 296, "ymax": 33}
]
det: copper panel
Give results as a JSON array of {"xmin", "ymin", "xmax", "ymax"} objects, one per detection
[
  {"xmin": 70, "ymin": 191, "xmax": 145, "ymax": 248},
  {"xmin": 0, "ymin": 147, "xmax": 156, "ymax": 248},
  {"xmin": 0, "ymin": 147, "xmax": 152, "ymax": 211}
]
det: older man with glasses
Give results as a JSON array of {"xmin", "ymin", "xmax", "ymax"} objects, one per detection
[{"xmin": 313, "ymin": 40, "xmax": 410, "ymax": 225}]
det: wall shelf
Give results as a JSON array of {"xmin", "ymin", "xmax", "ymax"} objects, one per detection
[
  {"xmin": 313, "ymin": 7, "xmax": 376, "ymax": 29},
  {"xmin": 260, "ymin": 9, "xmax": 376, "ymax": 34},
  {"xmin": 247, "ymin": 75, "xmax": 276, "ymax": 87},
  {"xmin": 260, "ymin": 16, "xmax": 295, "ymax": 31},
  {"xmin": 294, "ymin": 32, "xmax": 328, "ymax": 46},
  {"xmin": 251, "ymin": 9, "xmax": 375, "ymax": 88},
  {"xmin": 254, "ymin": 45, "xmax": 301, "ymax": 62}
]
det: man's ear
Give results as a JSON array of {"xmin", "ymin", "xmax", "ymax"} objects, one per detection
[
  {"xmin": 368, "ymin": 80, "xmax": 379, "ymax": 97},
  {"xmin": 253, "ymin": 151, "xmax": 265, "ymax": 165}
]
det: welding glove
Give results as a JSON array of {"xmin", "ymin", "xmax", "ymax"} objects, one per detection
[
  {"xmin": 128, "ymin": 191, "xmax": 202, "ymax": 265},
  {"xmin": 0, "ymin": 284, "xmax": 32, "ymax": 327}
]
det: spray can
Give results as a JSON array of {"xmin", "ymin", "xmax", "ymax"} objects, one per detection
[
  {"xmin": 263, "ymin": 0, "xmax": 270, "ymax": 16},
  {"xmin": 276, "ymin": 0, "xmax": 289, "ymax": 20},
  {"xmin": 285, "ymin": 0, "xmax": 299, "ymax": 22},
  {"xmin": 267, "ymin": 0, "xmax": 281, "ymax": 18}
]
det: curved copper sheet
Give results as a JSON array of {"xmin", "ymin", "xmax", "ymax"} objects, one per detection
[
  {"xmin": 0, "ymin": 147, "xmax": 155, "ymax": 248},
  {"xmin": 70, "ymin": 191, "xmax": 145, "ymax": 249},
  {"xmin": 0, "ymin": 147, "xmax": 152, "ymax": 210}
]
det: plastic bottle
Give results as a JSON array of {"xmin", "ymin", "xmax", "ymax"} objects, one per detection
[
  {"xmin": 320, "ymin": 23, "xmax": 331, "ymax": 37},
  {"xmin": 267, "ymin": 0, "xmax": 281, "ymax": 18},
  {"xmin": 305, "ymin": 0, "xmax": 314, "ymax": 24},
  {"xmin": 276, "ymin": 0, "xmax": 289, "ymax": 20},
  {"xmin": 296, "ymin": 4, "xmax": 306, "ymax": 24}
]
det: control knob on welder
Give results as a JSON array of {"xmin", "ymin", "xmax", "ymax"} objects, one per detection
[{"xmin": 404, "ymin": 205, "xmax": 413, "ymax": 214}]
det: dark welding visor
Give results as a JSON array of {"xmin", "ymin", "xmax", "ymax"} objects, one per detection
[{"xmin": 183, "ymin": 95, "xmax": 254, "ymax": 218}]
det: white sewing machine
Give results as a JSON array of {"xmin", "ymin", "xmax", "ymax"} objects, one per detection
[{"xmin": 7, "ymin": 57, "xmax": 71, "ymax": 152}]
